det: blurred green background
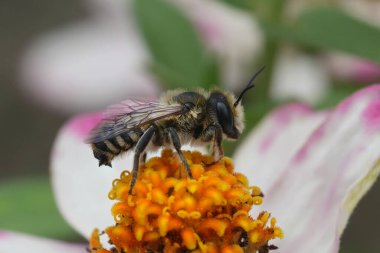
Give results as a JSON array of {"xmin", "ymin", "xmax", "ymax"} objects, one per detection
[{"xmin": 1, "ymin": 0, "xmax": 380, "ymax": 252}]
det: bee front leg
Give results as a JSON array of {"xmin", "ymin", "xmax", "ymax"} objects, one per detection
[
  {"xmin": 212, "ymin": 127, "xmax": 223, "ymax": 161},
  {"xmin": 130, "ymin": 125, "xmax": 156, "ymax": 194},
  {"xmin": 168, "ymin": 128, "xmax": 193, "ymax": 179},
  {"xmin": 200, "ymin": 124, "xmax": 223, "ymax": 162}
]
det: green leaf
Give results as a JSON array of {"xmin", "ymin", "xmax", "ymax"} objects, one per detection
[
  {"xmin": 134, "ymin": 0, "xmax": 216, "ymax": 89},
  {"xmin": 261, "ymin": 7, "xmax": 380, "ymax": 63},
  {"xmin": 296, "ymin": 7, "xmax": 380, "ymax": 61},
  {"xmin": 0, "ymin": 177, "xmax": 82, "ymax": 241}
]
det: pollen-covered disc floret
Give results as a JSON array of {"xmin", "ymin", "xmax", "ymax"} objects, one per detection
[{"xmin": 89, "ymin": 150, "xmax": 283, "ymax": 253}]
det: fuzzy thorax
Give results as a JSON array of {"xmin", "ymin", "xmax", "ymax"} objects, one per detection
[{"xmin": 89, "ymin": 150, "xmax": 283, "ymax": 253}]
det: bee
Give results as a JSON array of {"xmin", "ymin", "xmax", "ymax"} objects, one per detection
[{"xmin": 86, "ymin": 67, "xmax": 265, "ymax": 194}]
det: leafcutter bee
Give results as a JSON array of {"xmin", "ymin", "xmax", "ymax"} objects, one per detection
[{"xmin": 86, "ymin": 67, "xmax": 265, "ymax": 194}]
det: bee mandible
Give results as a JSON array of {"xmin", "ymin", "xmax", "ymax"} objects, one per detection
[{"xmin": 86, "ymin": 67, "xmax": 265, "ymax": 194}]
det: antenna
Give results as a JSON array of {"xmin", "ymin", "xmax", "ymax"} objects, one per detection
[{"xmin": 234, "ymin": 66, "xmax": 266, "ymax": 107}]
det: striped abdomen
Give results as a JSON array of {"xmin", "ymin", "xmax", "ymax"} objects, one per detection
[{"xmin": 91, "ymin": 129, "xmax": 143, "ymax": 167}]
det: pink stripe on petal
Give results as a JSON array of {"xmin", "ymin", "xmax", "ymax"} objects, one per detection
[
  {"xmin": 259, "ymin": 103, "xmax": 312, "ymax": 154},
  {"xmin": 0, "ymin": 230, "xmax": 8, "ymax": 239},
  {"xmin": 292, "ymin": 123, "xmax": 326, "ymax": 163},
  {"xmin": 337, "ymin": 84, "xmax": 380, "ymax": 113},
  {"xmin": 64, "ymin": 113, "xmax": 103, "ymax": 139},
  {"xmin": 271, "ymin": 103, "xmax": 312, "ymax": 125},
  {"xmin": 362, "ymin": 99, "xmax": 380, "ymax": 133}
]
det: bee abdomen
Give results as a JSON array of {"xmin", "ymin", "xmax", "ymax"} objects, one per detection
[{"xmin": 91, "ymin": 128, "xmax": 144, "ymax": 167}]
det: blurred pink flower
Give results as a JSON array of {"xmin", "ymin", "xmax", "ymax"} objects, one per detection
[
  {"xmin": 327, "ymin": 0, "xmax": 380, "ymax": 83},
  {"xmin": 325, "ymin": 0, "xmax": 380, "ymax": 84},
  {"xmin": 20, "ymin": 0, "xmax": 263, "ymax": 114},
  {"xmin": 324, "ymin": 53, "xmax": 380, "ymax": 84},
  {"xmin": 3, "ymin": 85, "xmax": 380, "ymax": 252},
  {"xmin": 273, "ymin": 0, "xmax": 380, "ymax": 103}
]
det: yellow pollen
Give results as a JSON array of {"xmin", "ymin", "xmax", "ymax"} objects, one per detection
[
  {"xmin": 250, "ymin": 186, "xmax": 262, "ymax": 196},
  {"xmin": 252, "ymin": 196, "xmax": 263, "ymax": 205},
  {"xmin": 89, "ymin": 150, "xmax": 283, "ymax": 253},
  {"xmin": 221, "ymin": 245, "xmax": 244, "ymax": 253},
  {"xmin": 182, "ymin": 228, "xmax": 197, "ymax": 250}
]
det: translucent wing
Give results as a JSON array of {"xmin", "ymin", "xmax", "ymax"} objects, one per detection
[{"xmin": 85, "ymin": 99, "xmax": 184, "ymax": 143}]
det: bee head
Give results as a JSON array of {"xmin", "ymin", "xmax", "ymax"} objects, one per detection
[
  {"xmin": 208, "ymin": 91, "xmax": 244, "ymax": 140},
  {"xmin": 208, "ymin": 67, "xmax": 265, "ymax": 140}
]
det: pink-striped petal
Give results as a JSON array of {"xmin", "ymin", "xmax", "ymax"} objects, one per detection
[
  {"xmin": 234, "ymin": 85, "xmax": 380, "ymax": 253},
  {"xmin": 50, "ymin": 113, "xmax": 134, "ymax": 238},
  {"xmin": 0, "ymin": 230, "xmax": 85, "ymax": 253}
]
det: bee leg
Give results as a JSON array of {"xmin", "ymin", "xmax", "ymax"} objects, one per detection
[
  {"xmin": 129, "ymin": 125, "xmax": 156, "ymax": 194},
  {"xmin": 200, "ymin": 124, "xmax": 223, "ymax": 162},
  {"xmin": 140, "ymin": 153, "xmax": 147, "ymax": 164},
  {"xmin": 168, "ymin": 127, "xmax": 193, "ymax": 179},
  {"xmin": 211, "ymin": 127, "xmax": 223, "ymax": 162}
]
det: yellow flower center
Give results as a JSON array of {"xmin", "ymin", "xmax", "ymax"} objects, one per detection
[{"xmin": 89, "ymin": 150, "xmax": 283, "ymax": 253}]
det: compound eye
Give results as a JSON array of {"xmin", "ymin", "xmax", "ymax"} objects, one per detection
[
  {"xmin": 216, "ymin": 102, "xmax": 234, "ymax": 131},
  {"xmin": 182, "ymin": 102, "xmax": 195, "ymax": 113}
]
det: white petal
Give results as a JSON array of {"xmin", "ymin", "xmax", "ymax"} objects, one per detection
[
  {"xmin": 21, "ymin": 15, "xmax": 159, "ymax": 114},
  {"xmin": 51, "ymin": 112, "xmax": 205, "ymax": 239},
  {"xmin": 169, "ymin": 0, "xmax": 264, "ymax": 91},
  {"xmin": 51, "ymin": 113, "xmax": 133, "ymax": 238},
  {"xmin": 234, "ymin": 103, "xmax": 327, "ymax": 192},
  {"xmin": 235, "ymin": 85, "xmax": 380, "ymax": 252},
  {"xmin": 270, "ymin": 48, "xmax": 330, "ymax": 104},
  {"xmin": 0, "ymin": 230, "xmax": 85, "ymax": 253}
]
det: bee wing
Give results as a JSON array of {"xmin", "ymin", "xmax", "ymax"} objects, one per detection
[{"xmin": 85, "ymin": 99, "xmax": 184, "ymax": 143}]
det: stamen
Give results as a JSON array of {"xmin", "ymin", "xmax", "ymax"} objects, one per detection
[{"xmin": 89, "ymin": 150, "xmax": 283, "ymax": 253}]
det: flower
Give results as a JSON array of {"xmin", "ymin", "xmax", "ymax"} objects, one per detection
[
  {"xmin": 89, "ymin": 150, "xmax": 283, "ymax": 253},
  {"xmin": 20, "ymin": 0, "xmax": 262, "ymax": 114},
  {"xmin": 2, "ymin": 85, "xmax": 380, "ymax": 252}
]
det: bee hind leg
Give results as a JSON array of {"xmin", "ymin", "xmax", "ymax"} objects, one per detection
[
  {"xmin": 140, "ymin": 152, "xmax": 147, "ymax": 164},
  {"xmin": 129, "ymin": 125, "xmax": 157, "ymax": 194},
  {"xmin": 168, "ymin": 127, "xmax": 193, "ymax": 179}
]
